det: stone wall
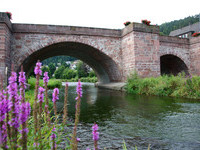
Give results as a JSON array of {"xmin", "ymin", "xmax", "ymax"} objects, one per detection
[
  {"xmin": 159, "ymin": 36, "xmax": 190, "ymax": 70},
  {"xmin": 0, "ymin": 13, "xmax": 12, "ymax": 85},
  {"xmin": 121, "ymin": 23, "xmax": 160, "ymax": 79},
  {"xmin": 11, "ymin": 24, "xmax": 122, "ymax": 83},
  {"xmin": 190, "ymin": 36, "xmax": 200, "ymax": 75}
]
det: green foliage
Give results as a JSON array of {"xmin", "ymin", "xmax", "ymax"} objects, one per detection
[
  {"xmin": 80, "ymin": 77, "xmax": 98, "ymax": 83},
  {"xmin": 62, "ymin": 68, "xmax": 77, "ymax": 79},
  {"xmin": 48, "ymin": 63, "xmax": 56, "ymax": 77},
  {"xmin": 54, "ymin": 65, "xmax": 65, "ymax": 79},
  {"xmin": 89, "ymin": 70, "xmax": 97, "ymax": 77},
  {"xmin": 65, "ymin": 77, "xmax": 98, "ymax": 83},
  {"xmin": 126, "ymin": 73, "xmax": 200, "ymax": 99},
  {"xmin": 42, "ymin": 66, "xmax": 51, "ymax": 77},
  {"xmin": 159, "ymin": 15, "xmax": 199, "ymax": 35},
  {"xmin": 76, "ymin": 61, "xmax": 89, "ymax": 78},
  {"xmin": 42, "ymin": 56, "xmax": 77, "ymax": 66},
  {"xmin": 28, "ymin": 77, "xmax": 62, "ymax": 90}
]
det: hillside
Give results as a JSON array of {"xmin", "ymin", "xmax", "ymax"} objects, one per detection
[
  {"xmin": 159, "ymin": 15, "xmax": 199, "ymax": 35},
  {"xmin": 42, "ymin": 56, "xmax": 77, "ymax": 66}
]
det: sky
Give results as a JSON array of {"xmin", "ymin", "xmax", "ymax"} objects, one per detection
[{"xmin": 0, "ymin": 0, "xmax": 200, "ymax": 29}]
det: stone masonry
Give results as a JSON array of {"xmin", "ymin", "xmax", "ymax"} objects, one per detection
[{"xmin": 0, "ymin": 12, "xmax": 200, "ymax": 85}]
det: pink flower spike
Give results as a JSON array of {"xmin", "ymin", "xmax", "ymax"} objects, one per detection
[
  {"xmin": 52, "ymin": 88, "xmax": 59, "ymax": 103},
  {"xmin": 76, "ymin": 80, "xmax": 82, "ymax": 100},
  {"xmin": 34, "ymin": 61, "xmax": 42, "ymax": 76},
  {"xmin": 92, "ymin": 123, "xmax": 99, "ymax": 141},
  {"xmin": 38, "ymin": 87, "xmax": 45, "ymax": 103},
  {"xmin": 43, "ymin": 72, "xmax": 49, "ymax": 84}
]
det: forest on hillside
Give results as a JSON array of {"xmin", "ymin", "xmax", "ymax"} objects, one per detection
[
  {"xmin": 42, "ymin": 56, "xmax": 77, "ymax": 66},
  {"xmin": 159, "ymin": 14, "xmax": 199, "ymax": 35}
]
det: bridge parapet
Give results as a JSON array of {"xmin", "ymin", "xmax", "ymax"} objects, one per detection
[
  {"xmin": 121, "ymin": 22, "xmax": 159, "ymax": 37},
  {"xmin": 159, "ymin": 35, "xmax": 189, "ymax": 45},
  {"xmin": 12, "ymin": 23, "xmax": 121, "ymax": 37},
  {"xmin": 0, "ymin": 12, "xmax": 12, "ymax": 30}
]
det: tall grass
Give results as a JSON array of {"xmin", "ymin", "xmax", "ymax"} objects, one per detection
[
  {"xmin": 28, "ymin": 77, "xmax": 62, "ymax": 90},
  {"xmin": 126, "ymin": 72, "xmax": 200, "ymax": 99}
]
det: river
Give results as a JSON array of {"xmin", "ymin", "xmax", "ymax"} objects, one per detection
[{"xmin": 55, "ymin": 82, "xmax": 200, "ymax": 150}]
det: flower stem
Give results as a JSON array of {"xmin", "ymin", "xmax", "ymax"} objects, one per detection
[{"xmin": 63, "ymin": 83, "xmax": 68, "ymax": 124}]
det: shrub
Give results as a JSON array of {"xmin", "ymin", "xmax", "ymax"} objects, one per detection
[
  {"xmin": 62, "ymin": 68, "xmax": 77, "ymax": 79},
  {"xmin": 126, "ymin": 72, "xmax": 200, "ymax": 99},
  {"xmin": 54, "ymin": 65, "xmax": 65, "ymax": 79}
]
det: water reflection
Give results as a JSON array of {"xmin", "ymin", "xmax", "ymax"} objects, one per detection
[{"xmin": 53, "ymin": 83, "xmax": 200, "ymax": 149}]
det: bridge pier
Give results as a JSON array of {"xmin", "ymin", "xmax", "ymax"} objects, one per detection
[
  {"xmin": 121, "ymin": 23, "xmax": 160, "ymax": 80},
  {"xmin": 0, "ymin": 12, "xmax": 12, "ymax": 87}
]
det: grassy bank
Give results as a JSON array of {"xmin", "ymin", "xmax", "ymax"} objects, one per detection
[
  {"xmin": 28, "ymin": 77, "xmax": 62, "ymax": 89},
  {"xmin": 62, "ymin": 77, "xmax": 98, "ymax": 83},
  {"xmin": 126, "ymin": 73, "xmax": 200, "ymax": 99}
]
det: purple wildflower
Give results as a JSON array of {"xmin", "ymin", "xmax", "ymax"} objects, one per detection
[
  {"xmin": 38, "ymin": 87, "xmax": 45, "ymax": 103},
  {"xmin": 7, "ymin": 72, "xmax": 18, "ymax": 103},
  {"xmin": 19, "ymin": 71, "xmax": 26, "ymax": 89},
  {"xmin": 0, "ymin": 90, "xmax": 8, "ymax": 148},
  {"xmin": 52, "ymin": 127, "xmax": 56, "ymax": 132},
  {"xmin": 34, "ymin": 61, "xmax": 42, "ymax": 76},
  {"xmin": 52, "ymin": 88, "xmax": 59, "ymax": 116},
  {"xmin": 43, "ymin": 72, "xmax": 49, "ymax": 85},
  {"xmin": 7, "ymin": 72, "xmax": 20, "ymax": 129},
  {"xmin": 7, "ymin": 71, "xmax": 20, "ymax": 149},
  {"xmin": 92, "ymin": 123, "xmax": 99, "ymax": 141},
  {"xmin": 51, "ymin": 133, "xmax": 56, "ymax": 140},
  {"xmin": 0, "ymin": 90, "xmax": 7, "ymax": 121},
  {"xmin": 0, "ymin": 123, "xmax": 7, "ymax": 148},
  {"xmin": 52, "ymin": 88, "xmax": 59, "ymax": 103},
  {"xmin": 20, "ymin": 102, "xmax": 31, "ymax": 124},
  {"xmin": 76, "ymin": 80, "xmax": 82, "ymax": 100},
  {"xmin": 51, "ymin": 127, "xmax": 56, "ymax": 150},
  {"xmin": 19, "ymin": 71, "xmax": 26, "ymax": 102}
]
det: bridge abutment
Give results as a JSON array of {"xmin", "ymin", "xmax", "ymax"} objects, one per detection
[
  {"xmin": 190, "ymin": 36, "xmax": 200, "ymax": 75},
  {"xmin": 121, "ymin": 23, "xmax": 160, "ymax": 80},
  {"xmin": 0, "ymin": 12, "xmax": 12, "ymax": 86}
]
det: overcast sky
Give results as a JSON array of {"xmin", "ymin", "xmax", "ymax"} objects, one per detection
[{"xmin": 1, "ymin": 0, "xmax": 199, "ymax": 29}]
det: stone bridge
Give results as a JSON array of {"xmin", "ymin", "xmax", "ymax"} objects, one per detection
[{"xmin": 0, "ymin": 12, "xmax": 200, "ymax": 85}]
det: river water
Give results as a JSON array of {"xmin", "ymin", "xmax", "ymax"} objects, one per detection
[{"xmin": 55, "ymin": 82, "xmax": 200, "ymax": 150}]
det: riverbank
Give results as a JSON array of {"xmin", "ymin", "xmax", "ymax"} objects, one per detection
[
  {"xmin": 126, "ymin": 73, "xmax": 200, "ymax": 99},
  {"xmin": 95, "ymin": 82, "xmax": 126, "ymax": 91}
]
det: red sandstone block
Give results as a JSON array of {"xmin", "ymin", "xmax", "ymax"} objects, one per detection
[
  {"xmin": 0, "ymin": 36, "xmax": 5, "ymax": 42},
  {"xmin": 16, "ymin": 45, "xmax": 22, "ymax": 49},
  {"xmin": 0, "ymin": 44, "xmax": 5, "ymax": 49},
  {"xmin": 15, "ymin": 36, "xmax": 21, "ymax": 40}
]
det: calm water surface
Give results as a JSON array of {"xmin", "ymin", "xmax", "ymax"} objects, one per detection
[{"xmin": 56, "ymin": 82, "xmax": 200, "ymax": 150}]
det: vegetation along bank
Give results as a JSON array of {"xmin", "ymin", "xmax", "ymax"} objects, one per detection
[{"xmin": 126, "ymin": 72, "xmax": 200, "ymax": 99}]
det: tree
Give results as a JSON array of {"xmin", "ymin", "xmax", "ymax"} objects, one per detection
[
  {"xmin": 42, "ymin": 66, "xmax": 51, "ymax": 77},
  {"xmin": 89, "ymin": 70, "xmax": 96, "ymax": 77},
  {"xmin": 62, "ymin": 68, "xmax": 77, "ymax": 79},
  {"xmin": 48, "ymin": 63, "xmax": 56, "ymax": 77},
  {"xmin": 54, "ymin": 65, "xmax": 65, "ymax": 79},
  {"xmin": 76, "ymin": 61, "xmax": 89, "ymax": 78}
]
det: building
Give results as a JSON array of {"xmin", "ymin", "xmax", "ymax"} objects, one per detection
[{"xmin": 169, "ymin": 22, "xmax": 200, "ymax": 38}]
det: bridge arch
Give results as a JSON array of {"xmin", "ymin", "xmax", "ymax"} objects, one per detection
[
  {"xmin": 17, "ymin": 41, "xmax": 122, "ymax": 83},
  {"xmin": 160, "ymin": 54, "xmax": 189, "ymax": 75}
]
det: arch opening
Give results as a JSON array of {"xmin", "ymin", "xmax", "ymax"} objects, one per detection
[
  {"xmin": 160, "ymin": 54, "xmax": 189, "ymax": 76},
  {"xmin": 19, "ymin": 42, "xmax": 121, "ymax": 83}
]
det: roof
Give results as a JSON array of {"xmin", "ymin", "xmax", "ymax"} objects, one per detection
[{"xmin": 169, "ymin": 22, "xmax": 200, "ymax": 36}]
